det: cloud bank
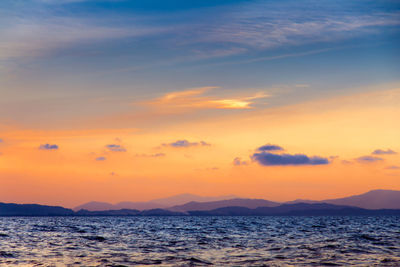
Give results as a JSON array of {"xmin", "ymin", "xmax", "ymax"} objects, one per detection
[{"xmin": 252, "ymin": 152, "xmax": 329, "ymax": 166}]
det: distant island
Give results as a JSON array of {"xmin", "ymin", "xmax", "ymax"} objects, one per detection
[{"xmin": 1, "ymin": 189, "xmax": 400, "ymax": 216}]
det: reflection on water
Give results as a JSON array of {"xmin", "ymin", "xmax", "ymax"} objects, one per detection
[{"xmin": 0, "ymin": 216, "xmax": 399, "ymax": 266}]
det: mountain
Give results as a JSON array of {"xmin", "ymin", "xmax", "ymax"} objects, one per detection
[
  {"xmin": 150, "ymin": 193, "xmax": 238, "ymax": 206},
  {"xmin": 76, "ymin": 208, "xmax": 185, "ymax": 216},
  {"xmin": 188, "ymin": 203, "xmax": 400, "ymax": 216},
  {"xmin": 74, "ymin": 193, "xmax": 238, "ymax": 211},
  {"xmin": 0, "ymin": 202, "xmax": 74, "ymax": 216},
  {"xmin": 1, "ymin": 201, "xmax": 400, "ymax": 217},
  {"xmin": 169, "ymin": 198, "xmax": 280, "ymax": 212},
  {"xmin": 322, "ymin": 189, "xmax": 400, "ymax": 209},
  {"xmin": 75, "ymin": 209, "xmax": 141, "ymax": 216},
  {"xmin": 285, "ymin": 199, "xmax": 320, "ymax": 204},
  {"xmin": 115, "ymin": 202, "xmax": 167, "ymax": 210},
  {"xmin": 73, "ymin": 201, "xmax": 115, "ymax": 211},
  {"xmin": 73, "ymin": 201, "xmax": 166, "ymax": 211}
]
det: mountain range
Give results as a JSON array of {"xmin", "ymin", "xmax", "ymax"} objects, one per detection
[
  {"xmin": 74, "ymin": 189, "xmax": 400, "ymax": 211},
  {"xmin": 73, "ymin": 193, "xmax": 238, "ymax": 211},
  {"xmin": 1, "ymin": 189, "xmax": 399, "ymax": 216}
]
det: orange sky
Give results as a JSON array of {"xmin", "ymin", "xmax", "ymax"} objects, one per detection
[{"xmin": 0, "ymin": 83, "xmax": 399, "ymax": 208}]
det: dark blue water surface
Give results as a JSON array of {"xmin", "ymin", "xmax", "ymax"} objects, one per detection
[{"xmin": 0, "ymin": 216, "xmax": 399, "ymax": 266}]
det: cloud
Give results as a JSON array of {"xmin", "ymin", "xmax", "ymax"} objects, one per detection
[
  {"xmin": 341, "ymin": 160, "xmax": 352, "ymax": 165},
  {"xmin": 198, "ymin": 3, "xmax": 400, "ymax": 52},
  {"xmin": 105, "ymin": 144, "xmax": 126, "ymax": 152},
  {"xmin": 37, "ymin": 0, "xmax": 93, "ymax": 4},
  {"xmin": 257, "ymin": 144, "xmax": 284, "ymax": 152},
  {"xmin": 233, "ymin": 157, "xmax": 248, "ymax": 166},
  {"xmin": 0, "ymin": 139, "xmax": 3, "ymax": 143},
  {"xmin": 372, "ymin": 149, "xmax": 397, "ymax": 155},
  {"xmin": 356, "ymin": 156, "xmax": 383, "ymax": 163},
  {"xmin": 0, "ymin": 13, "xmax": 167, "ymax": 62},
  {"xmin": 252, "ymin": 152, "xmax": 329, "ymax": 166},
  {"xmin": 136, "ymin": 153, "xmax": 166, "ymax": 158},
  {"xmin": 39, "ymin": 144, "xmax": 59, "ymax": 150},
  {"xmin": 385, "ymin": 165, "xmax": 400, "ymax": 170},
  {"xmin": 163, "ymin": 139, "xmax": 210, "ymax": 148},
  {"xmin": 144, "ymin": 87, "xmax": 269, "ymax": 111},
  {"xmin": 95, "ymin": 156, "xmax": 106, "ymax": 161},
  {"xmin": 2, "ymin": 0, "xmax": 399, "ymax": 65}
]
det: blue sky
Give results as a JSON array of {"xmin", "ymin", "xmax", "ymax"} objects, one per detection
[{"xmin": 0, "ymin": 0, "xmax": 399, "ymax": 128}]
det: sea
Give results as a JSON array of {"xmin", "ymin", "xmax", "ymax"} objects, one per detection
[{"xmin": 0, "ymin": 216, "xmax": 399, "ymax": 266}]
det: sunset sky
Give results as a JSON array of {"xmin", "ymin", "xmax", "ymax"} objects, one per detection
[{"xmin": 0, "ymin": 0, "xmax": 399, "ymax": 208}]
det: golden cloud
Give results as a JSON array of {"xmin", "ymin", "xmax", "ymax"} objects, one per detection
[{"xmin": 144, "ymin": 87, "xmax": 269, "ymax": 110}]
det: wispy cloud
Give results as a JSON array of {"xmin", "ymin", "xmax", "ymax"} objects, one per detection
[
  {"xmin": 0, "ymin": 15, "xmax": 166, "ymax": 61},
  {"xmin": 2, "ymin": 0, "xmax": 398, "ymax": 65},
  {"xmin": 233, "ymin": 157, "xmax": 248, "ymax": 166},
  {"xmin": 144, "ymin": 87, "xmax": 269, "ymax": 111},
  {"xmin": 372, "ymin": 149, "xmax": 397, "ymax": 155},
  {"xmin": 105, "ymin": 144, "xmax": 126, "ymax": 152},
  {"xmin": 196, "ymin": 2, "xmax": 400, "ymax": 52},
  {"xmin": 36, "ymin": 0, "xmax": 94, "ymax": 4},
  {"xmin": 39, "ymin": 144, "xmax": 59, "ymax": 150},
  {"xmin": 356, "ymin": 155, "xmax": 383, "ymax": 163},
  {"xmin": 135, "ymin": 153, "xmax": 166, "ymax": 158},
  {"xmin": 257, "ymin": 144, "xmax": 284, "ymax": 152},
  {"xmin": 95, "ymin": 156, "xmax": 106, "ymax": 161},
  {"xmin": 385, "ymin": 165, "xmax": 400, "ymax": 170},
  {"xmin": 163, "ymin": 139, "xmax": 210, "ymax": 148}
]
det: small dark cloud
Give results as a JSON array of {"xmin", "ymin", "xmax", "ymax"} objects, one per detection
[
  {"xmin": 136, "ymin": 153, "xmax": 166, "ymax": 158},
  {"xmin": 385, "ymin": 165, "xmax": 400, "ymax": 170},
  {"xmin": 356, "ymin": 156, "xmax": 383, "ymax": 163},
  {"xmin": 149, "ymin": 153, "xmax": 166, "ymax": 157},
  {"xmin": 110, "ymin": 172, "xmax": 117, "ymax": 176},
  {"xmin": 341, "ymin": 160, "xmax": 352, "ymax": 165},
  {"xmin": 0, "ymin": 139, "xmax": 3, "ymax": 143},
  {"xmin": 233, "ymin": 157, "xmax": 248, "ymax": 166},
  {"xmin": 106, "ymin": 144, "xmax": 126, "ymax": 152},
  {"xmin": 163, "ymin": 139, "xmax": 210, "ymax": 148},
  {"xmin": 96, "ymin": 157, "xmax": 107, "ymax": 161},
  {"xmin": 372, "ymin": 149, "xmax": 397, "ymax": 155},
  {"xmin": 252, "ymin": 152, "xmax": 329, "ymax": 166},
  {"xmin": 257, "ymin": 144, "xmax": 284, "ymax": 152},
  {"xmin": 39, "ymin": 144, "xmax": 59, "ymax": 150}
]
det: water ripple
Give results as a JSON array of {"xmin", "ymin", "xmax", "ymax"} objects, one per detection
[{"xmin": 0, "ymin": 216, "xmax": 399, "ymax": 266}]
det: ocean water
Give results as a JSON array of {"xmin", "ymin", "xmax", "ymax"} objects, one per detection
[{"xmin": 0, "ymin": 216, "xmax": 399, "ymax": 266}]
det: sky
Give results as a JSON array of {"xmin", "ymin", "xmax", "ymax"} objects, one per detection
[{"xmin": 0, "ymin": 0, "xmax": 399, "ymax": 208}]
